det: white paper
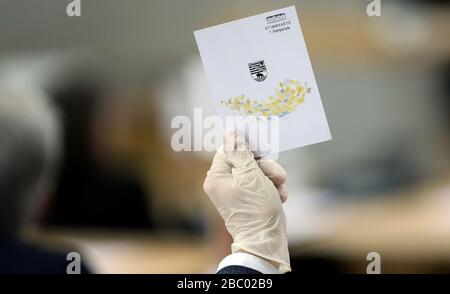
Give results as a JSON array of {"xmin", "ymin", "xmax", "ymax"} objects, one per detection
[{"xmin": 194, "ymin": 6, "xmax": 331, "ymax": 154}]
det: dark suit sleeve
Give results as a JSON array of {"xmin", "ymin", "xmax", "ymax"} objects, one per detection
[{"xmin": 217, "ymin": 265, "xmax": 262, "ymax": 274}]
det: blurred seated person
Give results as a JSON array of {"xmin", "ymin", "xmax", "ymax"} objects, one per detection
[
  {"xmin": 0, "ymin": 87, "xmax": 90, "ymax": 273},
  {"xmin": 45, "ymin": 73, "xmax": 152, "ymax": 230}
]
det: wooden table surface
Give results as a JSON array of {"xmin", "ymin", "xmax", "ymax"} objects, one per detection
[{"xmin": 28, "ymin": 175, "xmax": 450, "ymax": 273}]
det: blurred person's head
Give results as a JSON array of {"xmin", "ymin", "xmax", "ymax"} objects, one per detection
[{"xmin": 0, "ymin": 87, "xmax": 60, "ymax": 237}]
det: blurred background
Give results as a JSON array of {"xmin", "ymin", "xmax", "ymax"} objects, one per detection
[{"xmin": 0, "ymin": 0, "xmax": 448, "ymax": 273}]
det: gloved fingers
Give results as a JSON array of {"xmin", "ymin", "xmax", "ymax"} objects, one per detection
[
  {"xmin": 277, "ymin": 184, "xmax": 288, "ymax": 203},
  {"xmin": 207, "ymin": 146, "xmax": 232, "ymax": 176},
  {"xmin": 224, "ymin": 131, "xmax": 258, "ymax": 170},
  {"xmin": 258, "ymin": 158, "xmax": 289, "ymax": 202},
  {"xmin": 257, "ymin": 159, "xmax": 287, "ymax": 187}
]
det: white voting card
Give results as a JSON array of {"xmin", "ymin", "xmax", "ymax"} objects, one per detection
[{"xmin": 194, "ymin": 6, "xmax": 331, "ymax": 155}]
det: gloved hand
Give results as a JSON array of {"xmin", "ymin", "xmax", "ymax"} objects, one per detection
[{"xmin": 203, "ymin": 133, "xmax": 291, "ymax": 273}]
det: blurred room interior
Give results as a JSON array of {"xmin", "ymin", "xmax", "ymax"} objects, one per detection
[{"xmin": 0, "ymin": 0, "xmax": 449, "ymax": 273}]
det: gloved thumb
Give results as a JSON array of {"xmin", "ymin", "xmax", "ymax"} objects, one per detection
[{"xmin": 223, "ymin": 132, "xmax": 257, "ymax": 169}]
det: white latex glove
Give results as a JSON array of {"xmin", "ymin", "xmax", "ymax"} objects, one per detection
[{"xmin": 203, "ymin": 133, "xmax": 291, "ymax": 273}]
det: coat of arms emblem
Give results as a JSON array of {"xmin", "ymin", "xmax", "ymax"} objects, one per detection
[{"xmin": 248, "ymin": 60, "xmax": 267, "ymax": 82}]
